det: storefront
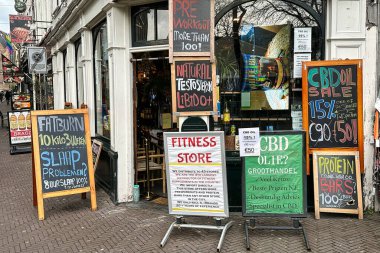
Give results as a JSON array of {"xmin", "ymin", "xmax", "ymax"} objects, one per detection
[{"xmin": 38, "ymin": 0, "xmax": 377, "ymax": 209}]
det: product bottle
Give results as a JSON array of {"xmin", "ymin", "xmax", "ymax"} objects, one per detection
[
  {"xmin": 10, "ymin": 114, "xmax": 18, "ymax": 130},
  {"xmin": 223, "ymin": 101, "xmax": 231, "ymax": 135},
  {"xmin": 18, "ymin": 113, "xmax": 26, "ymax": 130},
  {"xmin": 223, "ymin": 101, "xmax": 230, "ymax": 123},
  {"xmin": 26, "ymin": 113, "xmax": 31, "ymax": 129}
]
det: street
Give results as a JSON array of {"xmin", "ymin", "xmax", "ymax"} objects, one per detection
[{"xmin": 0, "ymin": 102, "xmax": 380, "ymax": 253}]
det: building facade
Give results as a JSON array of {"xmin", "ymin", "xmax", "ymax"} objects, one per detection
[{"xmin": 29, "ymin": 0, "xmax": 378, "ymax": 210}]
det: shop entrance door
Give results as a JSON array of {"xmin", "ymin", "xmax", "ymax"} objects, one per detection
[{"xmin": 132, "ymin": 51, "xmax": 171, "ymax": 198}]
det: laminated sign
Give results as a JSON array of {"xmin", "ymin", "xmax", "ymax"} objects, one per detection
[
  {"xmin": 28, "ymin": 47, "xmax": 47, "ymax": 74},
  {"xmin": 164, "ymin": 131, "xmax": 229, "ymax": 217},
  {"xmin": 243, "ymin": 131, "xmax": 307, "ymax": 217}
]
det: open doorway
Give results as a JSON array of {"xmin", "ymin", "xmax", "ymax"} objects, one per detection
[{"xmin": 132, "ymin": 51, "xmax": 172, "ymax": 198}]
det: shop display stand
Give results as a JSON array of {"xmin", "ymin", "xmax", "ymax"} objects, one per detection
[
  {"xmin": 244, "ymin": 218, "xmax": 310, "ymax": 251},
  {"xmin": 10, "ymin": 144, "xmax": 31, "ymax": 155},
  {"xmin": 160, "ymin": 216, "xmax": 233, "ymax": 252}
]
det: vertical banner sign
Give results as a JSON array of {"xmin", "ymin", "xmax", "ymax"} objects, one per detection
[
  {"xmin": 171, "ymin": 0, "xmax": 212, "ymax": 54},
  {"xmin": 8, "ymin": 111, "xmax": 31, "ymax": 145},
  {"xmin": 31, "ymin": 109, "xmax": 97, "ymax": 220},
  {"xmin": 302, "ymin": 60, "xmax": 363, "ymax": 174},
  {"xmin": 175, "ymin": 60, "xmax": 213, "ymax": 112},
  {"xmin": 2, "ymin": 54, "xmax": 24, "ymax": 83},
  {"xmin": 9, "ymin": 15, "xmax": 32, "ymax": 43},
  {"xmin": 313, "ymin": 151, "xmax": 363, "ymax": 219},
  {"xmin": 164, "ymin": 131, "xmax": 229, "ymax": 217},
  {"xmin": 243, "ymin": 131, "xmax": 307, "ymax": 217}
]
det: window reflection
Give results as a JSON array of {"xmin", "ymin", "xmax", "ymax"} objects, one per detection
[
  {"xmin": 76, "ymin": 41, "xmax": 84, "ymax": 107},
  {"xmin": 94, "ymin": 22, "xmax": 110, "ymax": 139},
  {"xmin": 132, "ymin": 3, "xmax": 168, "ymax": 46}
]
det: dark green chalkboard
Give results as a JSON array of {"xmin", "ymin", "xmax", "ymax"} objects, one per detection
[
  {"xmin": 36, "ymin": 113, "xmax": 90, "ymax": 193},
  {"xmin": 243, "ymin": 131, "xmax": 307, "ymax": 217}
]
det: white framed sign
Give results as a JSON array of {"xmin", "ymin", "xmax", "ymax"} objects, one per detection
[
  {"xmin": 238, "ymin": 128, "xmax": 260, "ymax": 157},
  {"xmin": 293, "ymin": 53, "xmax": 311, "ymax": 78},
  {"xmin": 8, "ymin": 110, "xmax": 32, "ymax": 145},
  {"xmin": 27, "ymin": 47, "xmax": 47, "ymax": 74},
  {"xmin": 294, "ymin": 27, "xmax": 312, "ymax": 53},
  {"xmin": 164, "ymin": 131, "xmax": 229, "ymax": 217}
]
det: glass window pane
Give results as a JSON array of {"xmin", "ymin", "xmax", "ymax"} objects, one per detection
[
  {"xmin": 76, "ymin": 43, "xmax": 84, "ymax": 107},
  {"xmin": 157, "ymin": 9, "xmax": 169, "ymax": 40},
  {"xmin": 94, "ymin": 23, "xmax": 110, "ymax": 139},
  {"xmin": 135, "ymin": 9, "xmax": 155, "ymax": 41},
  {"xmin": 64, "ymin": 51, "xmax": 69, "ymax": 102}
]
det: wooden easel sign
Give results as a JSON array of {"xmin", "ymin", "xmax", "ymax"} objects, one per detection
[
  {"xmin": 31, "ymin": 109, "xmax": 97, "ymax": 220},
  {"xmin": 302, "ymin": 59, "xmax": 363, "ymax": 174},
  {"xmin": 313, "ymin": 151, "xmax": 363, "ymax": 219}
]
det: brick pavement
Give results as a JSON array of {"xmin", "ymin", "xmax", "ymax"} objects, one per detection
[{"xmin": 0, "ymin": 101, "xmax": 380, "ymax": 253}]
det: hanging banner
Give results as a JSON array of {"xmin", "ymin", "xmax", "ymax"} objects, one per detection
[
  {"xmin": 9, "ymin": 15, "xmax": 33, "ymax": 43},
  {"xmin": 243, "ymin": 131, "xmax": 307, "ymax": 217},
  {"xmin": 164, "ymin": 131, "xmax": 229, "ymax": 217},
  {"xmin": 2, "ymin": 54, "xmax": 23, "ymax": 83}
]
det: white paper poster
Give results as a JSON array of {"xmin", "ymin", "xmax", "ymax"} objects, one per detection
[
  {"xmin": 293, "ymin": 53, "xmax": 311, "ymax": 78},
  {"xmin": 164, "ymin": 132, "xmax": 228, "ymax": 217},
  {"xmin": 294, "ymin": 27, "xmax": 312, "ymax": 53},
  {"xmin": 238, "ymin": 128, "xmax": 260, "ymax": 157}
]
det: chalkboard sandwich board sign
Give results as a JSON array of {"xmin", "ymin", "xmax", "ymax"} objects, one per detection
[
  {"xmin": 171, "ymin": 58, "xmax": 217, "ymax": 119},
  {"xmin": 169, "ymin": 0, "xmax": 215, "ymax": 59},
  {"xmin": 31, "ymin": 109, "xmax": 97, "ymax": 220},
  {"xmin": 302, "ymin": 59, "xmax": 363, "ymax": 174},
  {"xmin": 243, "ymin": 131, "xmax": 307, "ymax": 218},
  {"xmin": 313, "ymin": 151, "xmax": 363, "ymax": 219}
]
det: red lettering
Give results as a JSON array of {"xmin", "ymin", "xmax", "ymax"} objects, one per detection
[
  {"xmin": 309, "ymin": 87, "xmax": 319, "ymax": 97},
  {"xmin": 335, "ymin": 179, "xmax": 344, "ymax": 193},
  {"xmin": 341, "ymin": 86, "xmax": 352, "ymax": 97},
  {"xmin": 176, "ymin": 152, "xmax": 212, "ymax": 163},
  {"xmin": 344, "ymin": 179, "xmax": 354, "ymax": 194}
]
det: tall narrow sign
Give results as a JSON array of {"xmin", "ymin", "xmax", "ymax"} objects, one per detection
[
  {"xmin": 313, "ymin": 151, "xmax": 363, "ymax": 219},
  {"xmin": 31, "ymin": 109, "xmax": 97, "ymax": 220},
  {"xmin": 302, "ymin": 60, "xmax": 363, "ymax": 174},
  {"xmin": 170, "ymin": 0, "xmax": 214, "ymax": 58}
]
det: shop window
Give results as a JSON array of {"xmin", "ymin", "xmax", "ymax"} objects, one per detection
[
  {"xmin": 132, "ymin": 3, "xmax": 169, "ymax": 47},
  {"xmin": 63, "ymin": 49, "xmax": 68, "ymax": 102},
  {"xmin": 93, "ymin": 21, "xmax": 110, "ymax": 140},
  {"xmin": 215, "ymin": 0, "xmax": 323, "ymax": 130},
  {"xmin": 75, "ymin": 40, "xmax": 84, "ymax": 107}
]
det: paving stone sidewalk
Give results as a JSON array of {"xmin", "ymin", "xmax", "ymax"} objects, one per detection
[{"xmin": 0, "ymin": 101, "xmax": 380, "ymax": 253}]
